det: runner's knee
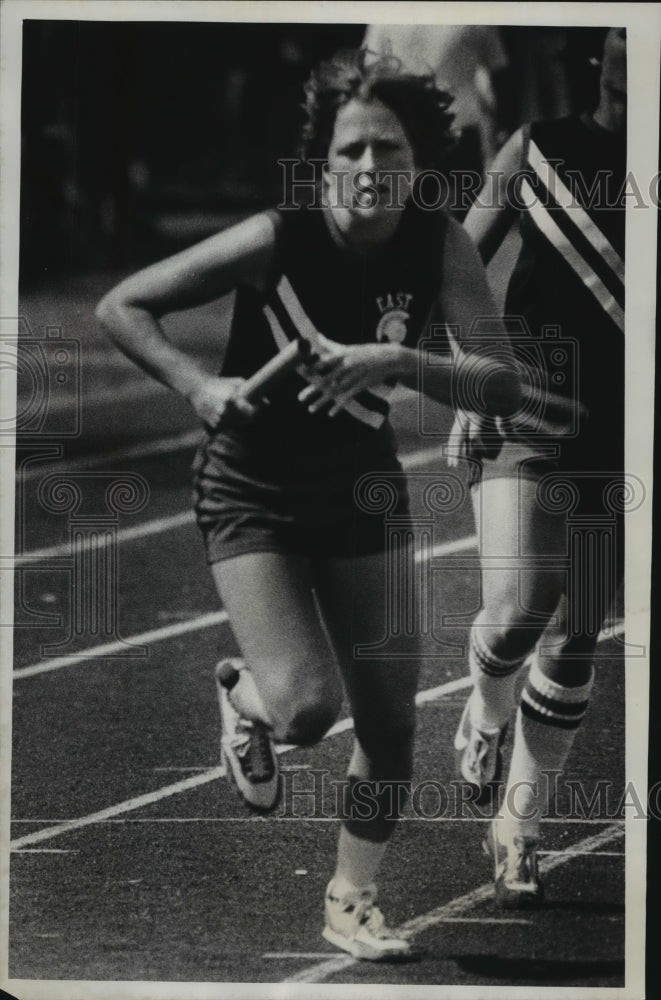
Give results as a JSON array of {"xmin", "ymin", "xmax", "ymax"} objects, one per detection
[
  {"xmin": 475, "ymin": 606, "xmax": 548, "ymax": 661},
  {"xmin": 273, "ymin": 677, "xmax": 342, "ymax": 747},
  {"xmin": 537, "ymin": 638, "xmax": 596, "ymax": 687}
]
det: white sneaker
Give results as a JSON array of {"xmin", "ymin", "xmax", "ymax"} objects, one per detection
[
  {"xmin": 215, "ymin": 660, "xmax": 280, "ymax": 813},
  {"xmin": 454, "ymin": 695, "xmax": 506, "ymax": 800},
  {"xmin": 322, "ymin": 879, "xmax": 412, "ymax": 961},
  {"xmin": 484, "ymin": 819, "xmax": 544, "ymax": 909}
]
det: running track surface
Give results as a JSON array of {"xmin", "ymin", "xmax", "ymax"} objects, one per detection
[{"xmin": 5, "ymin": 271, "xmax": 639, "ymax": 994}]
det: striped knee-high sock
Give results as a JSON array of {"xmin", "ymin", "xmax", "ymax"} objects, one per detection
[
  {"xmin": 469, "ymin": 623, "xmax": 527, "ymax": 733},
  {"xmin": 501, "ymin": 660, "xmax": 595, "ymax": 839}
]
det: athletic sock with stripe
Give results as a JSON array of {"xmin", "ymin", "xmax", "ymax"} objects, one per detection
[
  {"xmin": 501, "ymin": 659, "xmax": 595, "ymax": 840},
  {"xmin": 469, "ymin": 622, "xmax": 527, "ymax": 733}
]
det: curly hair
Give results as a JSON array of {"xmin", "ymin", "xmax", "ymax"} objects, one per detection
[{"xmin": 301, "ymin": 48, "xmax": 457, "ymax": 170}]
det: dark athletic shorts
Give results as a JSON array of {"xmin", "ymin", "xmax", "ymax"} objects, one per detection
[{"xmin": 192, "ymin": 426, "xmax": 411, "ymax": 564}]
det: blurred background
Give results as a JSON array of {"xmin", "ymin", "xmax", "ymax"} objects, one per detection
[{"xmin": 19, "ymin": 20, "xmax": 611, "ymax": 285}]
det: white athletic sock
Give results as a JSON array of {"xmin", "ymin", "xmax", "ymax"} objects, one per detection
[
  {"xmin": 334, "ymin": 826, "xmax": 388, "ymax": 892},
  {"xmin": 501, "ymin": 660, "xmax": 595, "ymax": 840},
  {"xmin": 469, "ymin": 624, "xmax": 527, "ymax": 733}
]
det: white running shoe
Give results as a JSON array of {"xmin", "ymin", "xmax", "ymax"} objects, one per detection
[
  {"xmin": 483, "ymin": 819, "xmax": 544, "ymax": 909},
  {"xmin": 454, "ymin": 695, "xmax": 506, "ymax": 800},
  {"xmin": 322, "ymin": 879, "xmax": 412, "ymax": 961},
  {"xmin": 215, "ymin": 660, "xmax": 280, "ymax": 813}
]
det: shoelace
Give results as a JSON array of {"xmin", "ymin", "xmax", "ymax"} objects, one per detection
[
  {"xmin": 232, "ymin": 720, "xmax": 273, "ymax": 780},
  {"xmin": 466, "ymin": 734, "xmax": 489, "ymax": 775},
  {"xmin": 503, "ymin": 837, "xmax": 538, "ymax": 886},
  {"xmin": 350, "ymin": 899, "xmax": 388, "ymax": 938}
]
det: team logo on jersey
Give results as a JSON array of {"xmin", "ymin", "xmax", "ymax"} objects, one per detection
[{"xmin": 375, "ymin": 292, "xmax": 413, "ymax": 344}]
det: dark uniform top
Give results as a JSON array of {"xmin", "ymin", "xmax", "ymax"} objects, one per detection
[
  {"xmin": 504, "ymin": 114, "xmax": 625, "ymax": 475},
  {"xmin": 222, "ymin": 200, "xmax": 448, "ymax": 453},
  {"xmin": 193, "ymin": 200, "xmax": 448, "ymax": 561}
]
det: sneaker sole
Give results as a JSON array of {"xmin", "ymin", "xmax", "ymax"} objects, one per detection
[
  {"xmin": 494, "ymin": 877, "xmax": 545, "ymax": 910},
  {"xmin": 322, "ymin": 925, "xmax": 412, "ymax": 962}
]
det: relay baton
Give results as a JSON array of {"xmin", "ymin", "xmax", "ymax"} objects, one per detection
[
  {"xmin": 235, "ymin": 336, "xmax": 315, "ymax": 406},
  {"xmin": 214, "ymin": 338, "xmax": 314, "ymax": 431}
]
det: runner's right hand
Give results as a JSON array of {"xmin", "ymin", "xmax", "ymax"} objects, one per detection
[{"xmin": 188, "ymin": 376, "xmax": 258, "ymax": 431}]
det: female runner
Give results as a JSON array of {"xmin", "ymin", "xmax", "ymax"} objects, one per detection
[{"xmin": 97, "ymin": 48, "xmax": 520, "ymax": 958}]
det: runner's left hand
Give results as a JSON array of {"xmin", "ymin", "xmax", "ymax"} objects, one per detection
[{"xmin": 297, "ymin": 336, "xmax": 400, "ymax": 415}]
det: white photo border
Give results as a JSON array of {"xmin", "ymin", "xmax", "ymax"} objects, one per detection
[{"xmin": 1, "ymin": 3, "xmax": 657, "ymax": 999}]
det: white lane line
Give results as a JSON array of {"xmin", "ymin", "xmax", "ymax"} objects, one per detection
[
  {"xmin": 18, "ymin": 429, "xmax": 203, "ymax": 482},
  {"xmin": 14, "ymin": 443, "xmax": 448, "ymax": 563},
  {"xmin": 13, "ymin": 605, "xmax": 624, "ymax": 683},
  {"xmin": 153, "ymin": 766, "xmax": 217, "ymax": 773},
  {"xmin": 284, "ymin": 955, "xmax": 363, "ymax": 982},
  {"xmin": 11, "ymin": 848, "xmax": 79, "ymax": 854},
  {"xmin": 14, "ymin": 511, "xmax": 195, "ymax": 566},
  {"xmin": 9, "ymin": 765, "xmax": 227, "ymax": 850},
  {"xmin": 264, "ymin": 953, "xmax": 338, "ymax": 960},
  {"xmin": 13, "ymin": 610, "xmax": 229, "ymax": 680},
  {"xmin": 414, "ymin": 535, "xmax": 477, "ymax": 562},
  {"xmin": 20, "ymin": 379, "xmax": 166, "ymax": 417},
  {"xmin": 284, "ymin": 823, "xmax": 624, "ymax": 983},
  {"xmin": 539, "ymin": 849, "xmax": 624, "ymax": 857},
  {"xmin": 416, "ymin": 675, "xmax": 473, "ymax": 702},
  {"xmin": 404, "ymin": 917, "xmax": 532, "ymax": 924}
]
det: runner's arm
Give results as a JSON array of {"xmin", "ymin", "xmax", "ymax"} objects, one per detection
[
  {"xmin": 96, "ymin": 213, "xmax": 277, "ymax": 395},
  {"xmin": 95, "ymin": 212, "xmax": 278, "ymax": 424},
  {"xmin": 464, "ymin": 127, "xmax": 524, "ymax": 263},
  {"xmin": 419, "ymin": 215, "xmax": 521, "ymax": 415}
]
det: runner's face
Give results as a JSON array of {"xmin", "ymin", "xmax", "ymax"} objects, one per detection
[{"xmin": 324, "ymin": 98, "xmax": 417, "ymax": 250}]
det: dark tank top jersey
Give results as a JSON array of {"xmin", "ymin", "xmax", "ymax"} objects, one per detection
[
  {"xmin": 221, "ymin": 200, "xmax": 448, "ymax": 455},
  {"xmin": 505, "ymin": 115, "xmax": 625, "ymax": 455}
]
